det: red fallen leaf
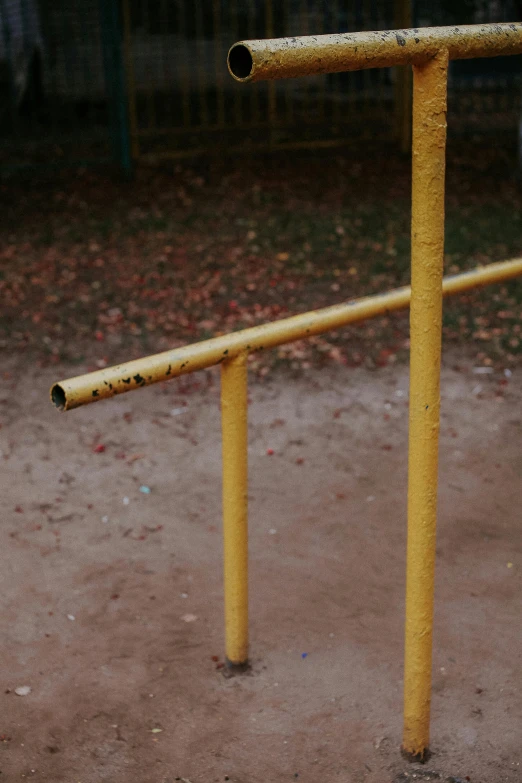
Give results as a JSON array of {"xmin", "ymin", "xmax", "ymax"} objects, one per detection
[
  {"xmin": 333, "ymin": 409, "xmax": 341, "ymax": 419},
  {"xmin": 211, "ymin": 655, "xmax": 219, "ymax": 662},
  {"xmin": 14, "ymin": 505, "xmax": 24, "ymax": 513},
  {"xmin": 87, "ymin": 503, "xmax": 93, "ymax": 509},
  {"xmin": 383, "ymin": 413, "xmax": 390, "ymax": 421},
  {"xmin": 110, "ymin": 594, "xmax": 119, "ymax": 600},
  {"xmin": 266, "ymin": 448, "xmax": 274, "ymax": 456},
  {"xmin": 93, "ymin": 444, "xmax": 106, "ymax": 453},
  {"xmin": 95, "ymin": 330, "xmax": 104, "ymax": 342},
  {"xmin": 336, "ymin": 492, "xmax": 345, "ymax": 500},
  {"xmin": 381, "ymin": 444, "xmax": 393, "ymax": 451},
  {"xmin": 123, "ymin": 412, "xmax": 132, "ymax": 423},
  {"xmin": 296, "ymin": 457, "xmax": 304, "ymax": 465},
  {"xmin": 216, "ymin": 662, "xmax": 225, "ymax": 670}
]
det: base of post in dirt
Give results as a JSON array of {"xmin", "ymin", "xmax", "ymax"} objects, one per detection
[
  {"xmin": 224, "ymin": 658, "xmax": 250, "ymax": 676},
  {"xmin": 401, "ymin": 745, "xmax": 432, "ymax": 764}
]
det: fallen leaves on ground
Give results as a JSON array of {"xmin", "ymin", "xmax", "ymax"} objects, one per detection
[{"xmin": 1, "ymin": 139, "xmax": 521, "ymax": 375}]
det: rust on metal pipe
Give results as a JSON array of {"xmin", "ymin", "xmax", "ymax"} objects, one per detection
[
  {"xmin": 51, "ymin": 258, "xmax": 522, "ymax": 412},
  {"xmin": 228, "ymin": 23, "xmax": 522, "ymax": 82}
]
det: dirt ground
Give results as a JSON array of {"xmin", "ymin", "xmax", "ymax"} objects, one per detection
[{"xmin": 1, "ymin": 351, "xmax": 521, "ymax": 783}]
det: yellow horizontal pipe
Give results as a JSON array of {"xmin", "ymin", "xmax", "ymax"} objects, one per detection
[
  {"xmin": 227, "ymin": 23, "xmax": 522, "ymax": 83},
  {"xmin": 51, "ymin": 258, "xmax": 522, "ymax": 411}
]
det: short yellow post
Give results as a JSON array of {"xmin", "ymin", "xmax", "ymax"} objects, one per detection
[
  {"xmin": 221, "ymin": 353, "xmax": 249, "ymax": 670},
  {"xmin": 402, "ymin": 49, "xmax": 448, "ymax": 761}
]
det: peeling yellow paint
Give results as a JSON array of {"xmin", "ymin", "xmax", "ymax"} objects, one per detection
[{"xmin": 228, "ymin": 23, "xmax": 522, "ymax": 83}]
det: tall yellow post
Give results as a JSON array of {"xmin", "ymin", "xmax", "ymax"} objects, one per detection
[
  {"xmin": 402, "ymin": 49, "xmax": 448, "ymax": 762},
  {"xmin": 221, "ymin": 354, "xmax": 249, "ymax": 671}
]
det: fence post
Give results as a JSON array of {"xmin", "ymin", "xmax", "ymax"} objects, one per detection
[
  {"xmin": 221, "ymin": 354, "xmax": 249, "ymax": 671},
  {"xmin": 99, "ymin": 0, "xmax": 133, "ymax": 178},
  {"xmin": 394, "ymin": 0, "xmax": 412, "ymax": 154},
  {"xmin": 402, "ymin": 48, "xmax": 449, "ymax": 762}
]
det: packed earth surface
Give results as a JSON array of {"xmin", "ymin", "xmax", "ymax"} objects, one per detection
[
  {"xmin": 1, "ymin": 354, "xmax": 521, "ymax": 783},
  {"xmin": 1, "ymin": 141, "xmax": 521, "ymax": 781}
]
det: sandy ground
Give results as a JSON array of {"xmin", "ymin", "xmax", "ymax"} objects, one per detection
[{"xmin": 0, "ymin": 352, "xmax": 521, "ymax": 783}]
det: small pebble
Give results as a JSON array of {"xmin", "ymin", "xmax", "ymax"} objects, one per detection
[{"xmin": 14, "ymin": 686, "xmax": 31, "ymax": 697}]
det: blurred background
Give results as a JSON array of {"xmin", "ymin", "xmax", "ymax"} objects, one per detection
[
  {"xmin": 1, "ymin": 1, "xmax": 521, "ymax": 372},
  {"xmin": 1, "ymin": 0, "xmax": 522, "ymax": 170}
]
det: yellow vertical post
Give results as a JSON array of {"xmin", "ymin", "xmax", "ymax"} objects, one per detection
[
  {"xmin": 221, "ymin": 354, "xmax": 249, "ymax": 671},
  {"xmin": 402, "ymin": 49, "xmax": 448, "ymax": 762}
]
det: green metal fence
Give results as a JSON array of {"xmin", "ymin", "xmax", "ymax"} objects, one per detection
[{"xmin": 0, "ymin": 1, "xmax": 520, "ymax": 171}]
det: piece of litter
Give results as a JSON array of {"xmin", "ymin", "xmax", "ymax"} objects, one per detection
[
  {"xmin": 67, "ymin": 614, "xmax": 75, "ymax": 621},
  {"xmin": 301, "ymin": 652, "xmax": 308, "ymax": 659},
  {"xmin": 139, "ymin": 485, "xmax": 151, "ymax": 494},
  {"xmin": 101, "ymin": 516, "xmax": 109, "ymax": 524},
  {"xmin": 170, "ymin": 407, "xmax": 187, "ymax": 417},
  {"xmin": 266, "ymin": 448, "xmax": 274, "ymax": 456},
  {"xmin": 473, "ymin": 366, "xmax": 494, "ymax": 375},
  {"xmin": 269, "ymin": 528, "xmax": 277, "ymax": 535},
  {"xmin": 93, "ymin": 444, "xmax": 106, "ymax": 453},
  {"xmin": 14, "ymin": 686, "xmax": 31, "ymax": 697},
  {"xmin": 384, "ymin": 402, "xmax": 392, "ymax": 411},
  {"xmin": 150, "ymin": 728, "xmax": 162, "ymax": 734},
  {"xmin": 181, "ymin": 614, "xmax": 197, "ymax": 623},
  {"xmin": 366, "ymin": 495, "xmax": 375, "ymax": 502},
  {"xmin": 504, "ymin": 368, "xmax": 512, "ymax": 378},
  {"xmin": 123, "ymin": 497, "xmax": 130, "ymax": 506},
  {"xmin": 507, "ymin": 562, "xmax": 513, "ymax": 568}
]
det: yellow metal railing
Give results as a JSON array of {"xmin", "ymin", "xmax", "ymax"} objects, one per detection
[{"xmin": 52, "ymin": 22, "xmax": 522, "ymax": 764}]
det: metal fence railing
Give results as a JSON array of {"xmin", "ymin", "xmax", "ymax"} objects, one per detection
[
  {"xmin": 1, "ymin": 3, "xmax": 521, "ymax": 169},
  {"xmin": 51, "ymin": 21, "xmax": 522, "ymax": 764}
]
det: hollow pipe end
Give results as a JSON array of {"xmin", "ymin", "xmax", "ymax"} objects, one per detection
[
  {"xmin": 400, "ymin": 745, "xmax": 431, "ymax": 764},
  {"xmin": 51, "ymin": 383, "xmax": 67, "ymax": 411},
  {"xmin": 227, "ymin": 43, "xmax": 254, "ymax": 82}
]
